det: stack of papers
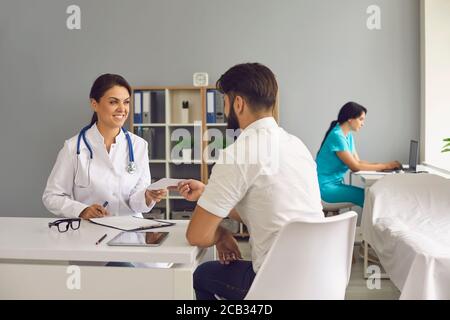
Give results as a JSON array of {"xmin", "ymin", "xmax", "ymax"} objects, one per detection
[{"xmin": 90, "ymin": 216, "xmax": 173, "ymax": 231}]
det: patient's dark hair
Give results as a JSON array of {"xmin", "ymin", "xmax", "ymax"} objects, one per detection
[
  {"xmin": 216, "ymin": 63, "xmax": 278, "ymax": 112},
  {"xmin": 89, "ymin": 74, "xmax": 132, "ymax": 125},
  {"xmin": 317, "ymin": 102, "xmax": 367, "ymax": 155}
]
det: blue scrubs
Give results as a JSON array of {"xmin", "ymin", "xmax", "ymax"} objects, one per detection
[{"xmin": 316, "ymin": 124, "xmax": 364, "ymax": 207}]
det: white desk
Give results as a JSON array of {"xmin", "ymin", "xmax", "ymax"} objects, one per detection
[
  {"xmin": 352, "ymin": 164, "xmax": 450, "ymax": 188},
  {"xmin": 0, "ymin": 218, "xmax": 213, "ymax": 299}
]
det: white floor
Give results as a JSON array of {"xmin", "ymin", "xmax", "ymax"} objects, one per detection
[
  {"xmin": 237, "ymin": 240, "xmax": 401, "ymax": 300},
  {"xmin": 345, "ymin": 245, "xmax": 400, "ymax": 300}
]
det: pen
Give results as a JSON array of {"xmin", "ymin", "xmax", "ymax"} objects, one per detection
[
  {"xmin": 96, "ymin": 233, "xmax": 107, "ymax": 245},
  {"xmin": 96, "ymin": 201, "xmax": 109, "ymax": 217}
]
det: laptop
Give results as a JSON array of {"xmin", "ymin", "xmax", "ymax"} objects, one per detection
[
  {"xmin": 404, "ymin": 140, "xmax": 419, "ymax": 172},
  {"xmin": 379, "ymin": 140, "xmax": 420, "ymax": 173}
]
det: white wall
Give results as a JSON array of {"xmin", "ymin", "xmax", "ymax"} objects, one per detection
[{"xmin": 421, "ymin": 0, "xmax": 450, "ymax": 171}]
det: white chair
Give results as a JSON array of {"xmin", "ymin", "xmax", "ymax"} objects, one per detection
[
  {"xmin": 245, "ymin": 211, "xmax": 357, "ymax": 300},
  {"xmin": 321, "ymin": 200, "xmax": 354, "ymax": 217}
]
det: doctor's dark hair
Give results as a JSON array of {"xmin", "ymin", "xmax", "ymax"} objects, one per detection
[
  {"xmin": 317, "ymin": 102, "xmax": 367, "ymax": 155},
  {"xmin": 89, "ymin": 74, "xmax": 132, "ymax": 125},
  {"xmin": 216, "ymin": 63, "xmax": 278, "ymax": 112}
]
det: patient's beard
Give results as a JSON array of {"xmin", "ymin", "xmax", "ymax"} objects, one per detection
[{"xmin": 226, "ymin": 103, "xmax": 240, "ymax": 131}]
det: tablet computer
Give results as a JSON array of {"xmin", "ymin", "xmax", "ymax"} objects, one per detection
[{"xmin": 107, "ymin": 231, "xmax": 169, "ymax": 247}]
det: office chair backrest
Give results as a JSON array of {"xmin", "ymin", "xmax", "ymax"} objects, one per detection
[{"xmin": 245, "ymin": 211, "xmax": 357, "ymax": 300}]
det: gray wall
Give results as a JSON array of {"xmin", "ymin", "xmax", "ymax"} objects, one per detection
[{"xmin": 0, "ymin": 0, "xmax": 420, "ymax": 217}]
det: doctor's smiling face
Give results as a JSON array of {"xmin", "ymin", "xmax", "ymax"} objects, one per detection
[{"xmin": 90, "ymin": 85, "xmax": 130, "ymax": 131}]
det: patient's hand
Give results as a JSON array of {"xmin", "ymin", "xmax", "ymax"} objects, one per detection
[
  {"xmin": 177, "ymin": 179, "xmax": 205, "ymax": 202},
  {"xmin": 216, "ymin": 228, "xmax": 242, "ymax": 265}
]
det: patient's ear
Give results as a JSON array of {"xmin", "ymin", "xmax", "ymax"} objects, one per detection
[{"xmin": 234, "ymin": 96, "xmax": 245, "ymax": 115}]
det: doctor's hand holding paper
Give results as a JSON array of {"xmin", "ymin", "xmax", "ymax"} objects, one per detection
[
  {"xmin": 43, "ymin": 74, "xmax": 166, "ymax": 219},
  {"xmin": 145, "ymin": 189, "xmax": 167, "ymax": 204}
]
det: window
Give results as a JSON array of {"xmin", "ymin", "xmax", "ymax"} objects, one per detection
[{"xmin": 421, "ymin": 0, "xmax": 450, "ymax": 172}]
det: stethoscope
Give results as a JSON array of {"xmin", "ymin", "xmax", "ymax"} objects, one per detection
[{"xmin": 76, "ymin": 124, "xmax": 137, "ymax": 174}]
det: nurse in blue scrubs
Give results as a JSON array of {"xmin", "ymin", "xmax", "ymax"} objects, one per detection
[{"xmin": 316, "ymin": 102, "xmax": 401, "ymax": 207}]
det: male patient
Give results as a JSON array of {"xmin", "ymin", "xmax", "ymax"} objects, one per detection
[{"xmin": 176, "ymin": 63, "xmax": 323, "ymax": 300}]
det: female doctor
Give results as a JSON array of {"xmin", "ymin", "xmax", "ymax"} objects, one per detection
[
  {"xmin": 316, "ymin": 102, "xmax": 401, "ymax": 208},
  {"xmin": 43, "ymin": 74, "xmax": 166, "ymax": 219}
]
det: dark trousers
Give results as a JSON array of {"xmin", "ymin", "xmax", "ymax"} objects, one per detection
[{"xmin": 193, "ymin": 260, "xmax": 256, "ymax": 300}]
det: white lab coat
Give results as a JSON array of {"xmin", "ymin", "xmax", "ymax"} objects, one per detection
[{"xmin": 43, "ymin": 123, "xmax": 155, "ymax": 218}]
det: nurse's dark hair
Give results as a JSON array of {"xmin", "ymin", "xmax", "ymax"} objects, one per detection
[
  {"xmin": 89, "ymin": 74, "xmax": 132, "ymax": 125},
  {"xmin": 317, "ymin": 102, "xmax": 367, "ymax": 156}
]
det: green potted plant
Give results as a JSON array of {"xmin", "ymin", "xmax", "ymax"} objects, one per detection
[{"xmin": 443, "ymin": 138, "xmax": 450, "ymax": 153}]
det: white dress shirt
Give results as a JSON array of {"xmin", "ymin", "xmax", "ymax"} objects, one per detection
[
  {"xmin": 43, "ymin": 123, "xmax": 155, "ymax": 218},
  {"xmin": 197, "ymin": 117, "xmax": 323, "ymax": 272}
]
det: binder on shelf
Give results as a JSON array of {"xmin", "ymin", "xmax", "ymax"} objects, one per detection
[
  {"xmin": 142, "ymin": 127, "xmax": 157, "ymax": 160},
  {"xmin": 207, "ymin": 90, "xmax": 216, "ymax": 123},
  {"xmin": 215, "ymin": 91, "xmax": 225, "ymax": 123},
  {"xmin": 134, "ymin": 91, "xmax": 142, "ymax": 124},
  {"xmin": 151, "ymin": 91, "xmax": 166, "ymax": 123},
  {"xmin": 135, "ymin": 126, "xmax": 143, "ymax": 138},
  {"xmin": 142, "ymin": 91, "xmax": 151, "ymax": 123}
]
